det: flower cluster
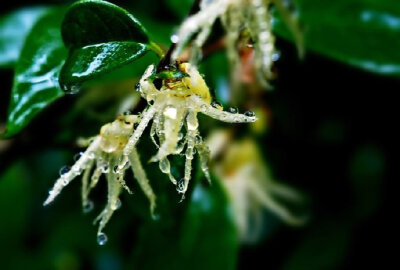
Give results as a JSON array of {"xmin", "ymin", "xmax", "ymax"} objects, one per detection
[
  {"xmin": 172, "ymin": 0, "xmax": 302, "ymax": 87},
  {"xmin": 44, "ymin": 62, "xmax": 257, "ymax": 243}
]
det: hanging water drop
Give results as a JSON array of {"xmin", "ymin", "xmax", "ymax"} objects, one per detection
[
  {"xmin": 159, "ymin": 158, "xmax": 170, "ymax": 173},
  {"xmin": 83, "ymin": 200, "xmax": 94, "ymax": 213},
  {"xmin": 97, "ymin": 232, "xmax": 108, "ymax": 246},
  {"xmin": 244, "ymin": 110, "xmax": 255, "ymax": 117},
  {"xmin": 176, "ymin": 178, "xmax": 185, "ymax": 193}
]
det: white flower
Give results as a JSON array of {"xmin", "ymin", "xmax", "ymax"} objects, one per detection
[
  {"xmin": 120, "ymin": 62, "xmax": 257, "ymax": 196},
  {"xmin": 172, "ymin": 0, "xmax": 303, "ymax": 87},
  {"xmin": 44, "ymin": 114, "xmax": 156, "ymax": 242},
  {"xmin": 207, "ymin": 130, "xmax": 307, "ymax": 243}
]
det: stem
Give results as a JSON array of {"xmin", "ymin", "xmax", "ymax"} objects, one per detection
[{"xmin": 149, "ymin": 41, "xmax": 165, "ymax": 59}]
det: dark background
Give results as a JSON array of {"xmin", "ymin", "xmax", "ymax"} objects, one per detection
[{"xmin": 0, "ymin": 0, "xmax": 397, "ymax": 269}]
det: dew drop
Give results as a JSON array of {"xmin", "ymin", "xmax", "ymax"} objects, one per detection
[
  {"xmin": 195, "ymin": 135, "xmax": 202, "ymax": 144},
  {"xmin": 97, "ymin": 232, "xmax": 108, "ymax": 246},
  {"xmin": 73, "ymin": 152, "xmax": 83, "ymax": 161},
  {"xmin": 211, "ymin": 101, "xmax": 223, "ymax": 110},
  {"xmin": 111, "ymin": 199, "xmax": 122, "ymax": 210},
  {"xmin": 101, "ymin": 163, "xmax": 109, "ymax": 173},
  {"xmin": 62, "ymin": 179, "xmax": 69, "ymax": 186},
  {"xmin": 83, "ymin": 200, "xmax": 94, "ymax": 213},
  {"xmin": 244, "ymin": 110, "xmax": 255, "ymax": 117},
  {"xmin": 228, "ymin": 107, "xmax": 238, "ymax": 114},
  {"xmin": 171, "ymin": 34, "xmax": 179, "ymax": 43},
  {"xmin": 59, "ymin": 166, "xmax": 70, "ymax": 177},
  {"xmin": 135, "ymin": 83, "xmax": 141, "ymax": 92},
  {"xmin": 272, "ymin": 52, "xmax": 281, "ymax": 62},
  {"xmin": 159, "ymin": 158, "xmax": 170, "ymax": 173},
  {"xmin": 176, "ymin": 178, "xmax": 185, "ymax": 193},
  {"xmin": 88, "ymin": 152, "xmax": 95, "ymax": 160}
]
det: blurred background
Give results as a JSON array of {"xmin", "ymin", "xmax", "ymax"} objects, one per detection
[{"xmin": 0, "ymin": 0, "xmax": 397, "ymax": 269}]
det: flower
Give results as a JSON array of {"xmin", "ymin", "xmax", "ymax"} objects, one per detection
[
  {"xmin": 44, "ymin": 62, "xmax": 257, "ymax": 242},
  {"xmin": 207, "ymin": 129, "xmax": 307, "ymax": 243},
  {"xmin": 120, "ymin": 62, "xmax": 257, "ymax": 196},
  {"xmin": 171, "ymin": 0, "xmax": 303, "ymax": 87},
  {"xmin": 44, "ymin": 114, "xmax": 156, "ymax": 242}
]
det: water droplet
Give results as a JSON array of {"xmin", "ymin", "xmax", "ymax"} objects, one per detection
[
  {"xmin": 228, "ymin": 107, "xmax": 238, "ymax": 114},
  {"xmin": 73, "ymin": 152, "xmax": 83, "ymax": 161},
  {"xmin": 59, "ymin": 166, "xmax": 70, "ymax": 177},
  {"xmin": 244, "ymin": 110, "xmax": 255, "ymax": 117},
  {"xmin": 211, "ymin": 101, "xmax": 223, "ymax": 110},
  {"xmin": 83, "ymin": 200, "xmax": 94, "ymax": 213},
  {"xmin": 163, "ymin": 106, "xmax": 177, "ymax": 119},
  {"xmin": 101, "ymin": 163, "xmax": 109, "ymax": 173},
  {"xmin": 152, "ymin": 212, "xmax": 161, "ymax": 221},
  {"xmin": 62, "ymin": 178, "xmax": 69, "ymax": 186},
  {"xmin": 97, "ymin": 232, "xmax": 108, "ymax": 246},
  {"xmin": 111, "ymin": 199, "xmax": 122, "ymax": 210},
  {"xmin": 113, "ymin": 165, "xmax": 119, "ymax": 173},
  {"xmin": 272, "ymin": 52, "xmax": 281, "ymax": 62},
  {"xmin": 195, "ymin": 135, "xmax": 202, "ymax": 144},
  {"xmin": 135, "ymin": 83, "xmax": 141, "ymax": 92},
  {"xmin": 176, "ymin": 178, "xmax": 185, "ymax": 193},
  {"xmin": 159, "ymin": 158, "xmax": 170, "ymax": 173},
  {"xmin": 88, "ymin": 152, "xmax": 95, "ymax": 159},
  {"xmin": 171, "ymin": 34, "xmax": 179, "ymax": 43}
]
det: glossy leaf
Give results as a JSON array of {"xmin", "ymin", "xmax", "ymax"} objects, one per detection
[
  {"xmin": 2, "ymin": 8, "xmax": 67, "ymax": 138},
  {"xmin": 62, "ymin": 0, "xmax": 149, "ymax": 49},
  {"xmin": 273, "ymin": 0, "xmax": 400, "ymax": 75},
  {"xmin": 59, "ymin": 41, "xmax": 149, "ymax": 93},
  {"xmin": 0, "ymin": 6, "xmax": 49, "ymax": 68}
]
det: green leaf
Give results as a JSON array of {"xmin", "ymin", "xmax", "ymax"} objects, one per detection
[
  {"xmin": 273, "ymin": 0, "xmax": 400, "ymax": 75},
  {"xmin": 179, "ymin": 178, "xmax": 239, "ymax": 270},
  {"xmin": 62, "ymin": 0, "xmax": 149, "ymax": 49},
  {"xmin": 0, "ymin": 6, "xmax": 50, "ymax": 68},
  {"xmin": 59, "ymin": 41, "xmax": 149, "ymax": 93},
  {"xmin": 2, "ymin": 8, "xmax": 67, "ymax": 138}
]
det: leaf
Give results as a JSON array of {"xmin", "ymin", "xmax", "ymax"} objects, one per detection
[
  {"xmin": 178, "ymin": 178, "xmax": 239, "ymax": 270},
  {"xmin": 59, "ymin": 0, "xmax": 163, "ymax": 92},
  {"xmin": 59, "ymin": 41, "xmax": 149, "ymax": 93},
  {"xmin": 2, "ymin": 8, "xmax": 67, "ymax": 138},
  {"xmin": 0, "ymin": 6, "xmax": 50, "ymax": 68},
  {"xmin": 61, "ymin": 0, "xmax": 149, "ymax": 49},
  {"xmin": 273, "ymin": 0, "xmax": 400, "ymax": 75}
]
